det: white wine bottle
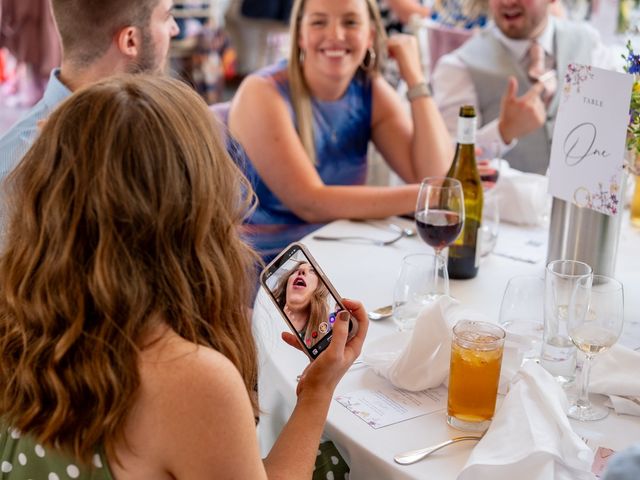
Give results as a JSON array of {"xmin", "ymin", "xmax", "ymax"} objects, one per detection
[{"xmin": 446, "ymin": 105, "xmax": 483, "ymax": 279}]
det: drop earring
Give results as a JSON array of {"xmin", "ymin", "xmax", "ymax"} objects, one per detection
[{"xmin": 360, "ymin": 47, "xmax": 376, "ymax": 73}]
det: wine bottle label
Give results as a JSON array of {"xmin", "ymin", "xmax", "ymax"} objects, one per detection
[{"xmin": 457, "ymin": 116, "xmax": 477, "ymax": 145}]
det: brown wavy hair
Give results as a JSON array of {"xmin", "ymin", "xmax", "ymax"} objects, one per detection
[
  {"xmin": 0, "ymin": 75, "xmax": 259, "ymax": 464},
  {"xmin": 273, "ymin": 261, "xmax": 330, "ymax": 347}
]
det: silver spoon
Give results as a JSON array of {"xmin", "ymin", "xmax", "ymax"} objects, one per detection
[
  {"xmin": 394, "ymin": 436, "xmax": 482, "ymax": 465},
  {"xmin": 368, "ymin": 305, "xmax": 392, "ymax": 321}
]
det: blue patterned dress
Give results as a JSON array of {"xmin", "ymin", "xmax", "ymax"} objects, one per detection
[{"xmin": 232, "ymin": 61, "xmax": 373, "ymax": 261}]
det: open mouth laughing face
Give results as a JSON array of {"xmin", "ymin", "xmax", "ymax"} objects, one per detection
[
  {"xmin": 286, "ymin": 262, "xmax": 320, "ymax": 307},
  {"xmin": 490, "ymin": 0, "xmax": 549, "ymax": 40}
]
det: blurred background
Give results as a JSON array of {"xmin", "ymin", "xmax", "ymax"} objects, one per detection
[{"xmin": 1, "ymin": 0, "xmax": 638, "ymax": 136}]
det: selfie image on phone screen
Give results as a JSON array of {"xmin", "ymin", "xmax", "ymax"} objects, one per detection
[{"xmin": 263, "ymin": 247, "xmax": 342, "ymax": 357}]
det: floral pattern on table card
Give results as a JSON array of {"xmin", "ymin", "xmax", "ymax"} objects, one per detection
[
  {"xmin": 549, "ymin": 65, "xmax": 634, "ymax": 216},
  {"xmin": 572, "ymin": 174, "xmax": 622, "ymax": 215},
  {"xmin": 591, "ymin": 446, "xmax": 616, "ymax": 478},
  {"xmin": 563, "ymin": 64, "xmax": 595, "ymax": 102}
]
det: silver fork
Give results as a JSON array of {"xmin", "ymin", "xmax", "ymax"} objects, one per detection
[
  {"xmin": 312, "ymin": 231, "xmax": 406, "ymax": 246},
  {"xmin": 349, "ymin": 219, "xmax": 417, "ymax": 238},
  {"xmin": 394, "ymin": 436, "xmax": 482, "ymax": 465}
]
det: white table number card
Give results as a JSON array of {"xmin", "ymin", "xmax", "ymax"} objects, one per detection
[{"xmin": 549, "ymin": 64, "xmax": 634, "ymax": 216}]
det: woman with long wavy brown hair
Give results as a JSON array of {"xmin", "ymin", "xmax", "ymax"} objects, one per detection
[{"xmin": 0, "ymin": 75, "xmax": 368, "ymax": 479}]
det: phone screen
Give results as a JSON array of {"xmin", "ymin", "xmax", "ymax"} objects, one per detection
[{"xmin": 262, "ymin": 245, "xmax": 344, "ymax": 358}]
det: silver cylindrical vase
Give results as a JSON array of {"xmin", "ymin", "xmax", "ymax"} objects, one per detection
[{"xmin": 546, "ymin": 194, "xmax": 624, "ymax": 276}]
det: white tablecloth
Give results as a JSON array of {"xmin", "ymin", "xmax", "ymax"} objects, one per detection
[{"xmin": 253, "ymin": 214, "xmax": 640, "ymax": 479}]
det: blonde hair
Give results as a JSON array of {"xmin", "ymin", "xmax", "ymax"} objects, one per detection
[
  {"xmin": 287, "ymin": 0, "xmax": 387, "ymax": 164},
  {"xmin": 273, "ymin": 261, "xmax": 330, "ymax": 346},
  {"xmin": 0, "ymin": 75, "xmax": 259, "ymax": 464}
]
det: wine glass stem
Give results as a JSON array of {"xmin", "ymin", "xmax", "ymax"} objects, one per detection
[
  {"xmin": 433, "ymin": 248, "xmax": 449, "ymax": 296},
  {"xmin": 433, "ymin": 249, "xmax": 442, "ymax": 291},
  {"xmin": 576, "ymin": 354, "xmax": 594, "ymax": 409}
]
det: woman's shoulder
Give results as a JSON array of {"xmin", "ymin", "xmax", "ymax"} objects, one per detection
[
  {"xmin": 126, "ymin": 328, "xmax": 254, "ymax": 450},
  {"xmin": 139, "ymin": 328, "xmax": 243, "ymax": 396},
  {"xmin": 113, "ymin": 328, "xmax": 262, "ymax": 478},
  {"xmin": 229, "ymin": 64, "xmax": 293, "ymax": 127},
  {"xmin": 254, "ymin": 59, "xmax": 289, "ymax": 80},
  {"xmin": 240, "ymin": 60, "xmax": 289, "ymax": 94}
]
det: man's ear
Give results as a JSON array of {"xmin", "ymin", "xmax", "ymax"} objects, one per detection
[{"xmin": 115, "ymin": 26, "xmax": 141, "ymax": 61}]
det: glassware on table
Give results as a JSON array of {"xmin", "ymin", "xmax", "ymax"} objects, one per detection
[
  {"xmin": 478, "ymin": 157, "xmax": 502, "ymax": 191},
  {"xmin": 498, "ymin": 275, "xmax": 545, "ymax": 362},
  {"xmin": 478, "ymin": 188, "xmax": 499, "ymax": 258},
  {"xmin": 447, "ymin": 320, "xmax": 505, "ymax": 432},
  {"xmin": 415, "ymin": 176, "xmax": 464, "ymax": 294},
  {"xmin": 446, "ymin": 106, "xmax": 482, "ymax": 280},
  {"xmin": 567, "ymin": 275, "xmax": 624, "ymax": 421},
  {"xmin": 541, "ymin": 260, "xmax": 593, "ymax": 385},
  {"xmin": 392, "ymin": 253, "xmax": 442, "ymax": 331}
]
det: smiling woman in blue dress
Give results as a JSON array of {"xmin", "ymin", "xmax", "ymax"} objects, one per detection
[{"xmin": 228, "ymin": 0, "xmax": 454, "ymax": 260}]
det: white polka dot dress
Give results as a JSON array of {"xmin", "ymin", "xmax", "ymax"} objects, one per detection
[
  {"xmin": 0, "ymin": 424, "xmax": 112, "ymax": 479},
  {"xmin": 312, "ymin": 440, "xmax": 350, "ymax": 479}
]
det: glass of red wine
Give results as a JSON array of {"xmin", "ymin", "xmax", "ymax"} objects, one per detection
[
  {"xmin": 478, "ymin": 158, "xmax": 502, "ymax": 191},
  {"xmin": 415, "ymin": 177, "xmax": 465, "ymax": 298},
  {"xmin": 478, "ymin": 142, "xmax": 502, "ymax": 191}
]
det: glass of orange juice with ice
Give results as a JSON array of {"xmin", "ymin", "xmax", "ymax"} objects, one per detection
[{"xmin": 447, "ymin": 320, "xmax": 505, "ymax": 432}]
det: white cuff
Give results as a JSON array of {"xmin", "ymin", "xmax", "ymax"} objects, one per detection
[{"xmin": 477, "ymin": 119, "xmax": 517, "ymax": 157}]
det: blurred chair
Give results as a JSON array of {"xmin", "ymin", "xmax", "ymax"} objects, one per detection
[
  {"xmin": 408, "ymin": 16, "xmax": 475, "ymax": 74},
  {"xmin": 209, "ymin": 101, "xmax": 231, "ymax": 124},
  {"xmin": 426, "ymin": 21, "xmax": 474, "ymax": 71}
]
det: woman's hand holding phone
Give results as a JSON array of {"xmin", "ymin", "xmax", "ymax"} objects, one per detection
[{"xmin": 282, "ymin": 299, "xmax": 369, "ymax": 397}]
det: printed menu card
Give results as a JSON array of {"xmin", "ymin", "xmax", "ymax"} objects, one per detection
[
  {"xmin": 335, "ymin": 385, "xmax": 447, "ymax": 429},
  {"xmin": 548, "ymin": 65, "xmax": 634, "ymax": 216}
]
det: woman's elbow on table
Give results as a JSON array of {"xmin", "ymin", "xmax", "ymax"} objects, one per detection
[
  {"xmin": 288, "ymin": 202, "xmax": 334, "ymax": 224},
  {"xmin": 283, "ymin": 187, "xmax": 340, "ymax": 224}
]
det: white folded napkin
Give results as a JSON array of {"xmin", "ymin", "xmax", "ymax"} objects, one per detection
[
  {"xmin": 363, "ymin": 296, "xmax": 461, "ymax": 391},
  {"xmin": 494, "ymin": 163, "xmax": 550, "ymax": 227},
  {"xmin": 459, "ymin": 362, "xmax": 594, "ymax": 480},
  {"xmin": 363, "ymin": 296, "xmax": 525, "ymax": 392},
  {"xmin": 590, "ymin": 344, "xmax": 640, "ymax": 416}
]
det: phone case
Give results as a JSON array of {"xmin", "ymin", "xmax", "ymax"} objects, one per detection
[{"xmin": 260, "ymin": 242, "xmax": 358, "ymax": 360}]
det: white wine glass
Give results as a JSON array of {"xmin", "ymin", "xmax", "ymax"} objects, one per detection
[
  {"xmin": 567, "ymin": 275, "xmax": 624, "ymax": 421},
  {"xmin": 498, "ymin": 275, "xmax": 545, "ymax": 362},
  {"xmin": 415, "ymin": 177, "xmax": 464, "ymax": 299}
]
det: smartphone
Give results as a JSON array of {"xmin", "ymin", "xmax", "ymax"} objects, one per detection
[{"xmin": 260, "ymin": 242, "xmax": 358, "ymax": 361}]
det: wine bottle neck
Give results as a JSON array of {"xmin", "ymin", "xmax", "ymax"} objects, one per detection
[{"xmin": 456, "ymin": 116, "xmax": 476, "ymax": 145}]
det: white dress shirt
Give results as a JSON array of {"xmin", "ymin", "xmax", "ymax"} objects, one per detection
[{"xmin": 432, "ymin": 16, "xmax": 616, "ymax": 157}]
